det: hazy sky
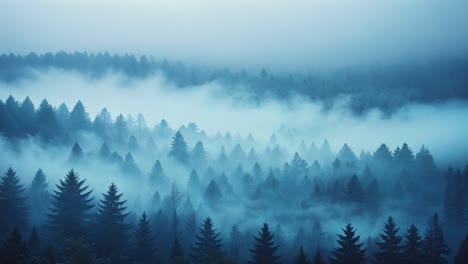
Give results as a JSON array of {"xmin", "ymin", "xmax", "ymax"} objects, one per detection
[{"xmin": 1, "ymin": 0, "xmax": 467, "ymax": 69}]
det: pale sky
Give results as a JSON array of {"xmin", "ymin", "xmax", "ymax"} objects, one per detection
[{"xmin": 1, "ymin": 0, "xmax": 467, "ymax": 69}]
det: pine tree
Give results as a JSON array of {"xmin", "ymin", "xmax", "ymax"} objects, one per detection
[
  {"xmin": 330, "ymin": 223, "xmax": 366, "ymax": 264},
  {"xmin": 204, "ymin": 180, "xmax": 222, "ymax": 205},
  {"xmin": 123, "ymin": 152, "xmax": 141, "ymax": 176},
  {"xmin": 443, "ymin": 168, "xmax": 465, "ymax": 227},
  {"xmin": 133, "ymin": 212, "xmax": 155, "ymax": 264},
  {"xmin": 347, "ymin": 174, "xmax": 364, "ymax": 203},
  {"xmin": 114, "ymin": 114, "xmax": 129, "ymax": 143},
  {"xmin": 249, "ymin": 223, "xmax": 281, "ymax": 264},
  {"xmin": 48, "ymin": 169, "xmax": 94, "ymax": 241},
  {"xmin": 373, "ymin": 144, "xmax": 393, "ymax": 167},
  {"xmin": 1, "ymin": 227, "xmax": 28, "ymax": 264},
  {"xmin": 394, "ymin": 143, "xmax": 414, "ymax": 169},
  {"xmin": 95, "ymin": 182, "xmax": 130, "ymax": 257},
  {"xmin": 69, "ymin": 100, "xmax": 91, "ymax": 131},
  {"xmin": 36, "ymin": 99, "xmax": 59, "ymax": 142},
  {"xmin": 295, "ymin": 246, "xmax": 310, "ymax": 264},
  {"xmin": 29, "ymin": 169, "xmax": 49, "ymax": 226},
  {"xmin": 312, "ymin": 247, "xmax": 325, "ymax": 264},
  {"xmin": 375, "ymin": 216, "xmax": 402, "ymax": 264},
  {"xmin": 29, "ymin": 226, "xmax": 40, "ymax": 254},
  {"xmin": 18, "ymin": 96, "xmax": 37, "ymax": 135},
  {"xmin": 338, "ymin": 143, "xmax": 358, "ymax": 165},
  {"xmin": 454, "ymin": 234, "xmax": 468, "ymax": 264},
  {"xmin": 402, "ymin": 224, "xmax": 424, "ymax": 264},
  {"xmin": 149, "ymin": 160, "xmax": 166, "ymax": 184},
  {"xmin": 169, "ymin": 131, "xmax": 189, "ymax": 163},
  {"xmin": 68, "ymin": 142, "xmax": 83, "ymax": 162},
  {"xmin": 0, "ymin": 167, "xmax": 27, "ymax": 234},
  {"xmin": 191, "ymin": 217, "xmax": 224, "ymax": 264},
  {"xmin": 422, "ymin": 213, "xmax": 450, "ymax": 264},
  {"xmin": 170, "ymin": 236, "xmax": 188, "ymax": 264}
]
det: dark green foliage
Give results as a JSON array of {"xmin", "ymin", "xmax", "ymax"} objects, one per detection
[
  {"xmin": 0, "ymin": 167, "xmax": 27, "ymax": 233},
  {"xmin": 295, "ymin": 246, "xmax": 310, "ymax": 264},
  {"xmin": 455, "ymin": 234, "xmax": 468, "ymax": 264},
  {"xmin": 191, "ymin": 217, "xmax": 224, "ymax": 264},
  {"xmin": 249, "ymin": 223, "xmax": 281, "ymax": 264},
  {"xmin": 1, "ymin": 227, "xmax": 28, "ymax": 264},
  {"xmin": 133, "ymin": 212, "xmax": 155, "ymax": 264},
  {"xmin": 402, "ymin": 224, "xmax": 424, "ymax": 264},
  {"xmin": 374, "ymin": 216, "xmax": 402, "ymax": 264},
  {"xmin": 48, "ymin": 169, "xmax": 94, "ymax": 241},
  {"xmin": 95, "ymin": 182, "xmax": 130, "ymax": 257},
  {"xmin": 330, "ymin": 223, "xmax": 366, "ymax": 264},
  {"xmin": 169, "ymin": 131, "xmax": 189, "ymax": 163},
  {"xmin": 422, "ymin": 213, "xmax": 450, "ymax": 264}
]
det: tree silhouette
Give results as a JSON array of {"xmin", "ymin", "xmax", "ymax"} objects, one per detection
[
  {"xmin": 312, "ymin": 247, "xmax": 325, "ymax": 264},
  {"xmin": 249, "ymin": 223, "xmax": 281, "ymax": 264},
  {"xmin": 455, "ymin": 234, "xmax": 468, "ymax": 264},
  {"xmin": 133, "ymin": 211, "xmax": 155, "ymax": 264},
  {"xmin": 48, "ymin": 169, "xmax": 94, "ymax": 241},
  {"xmin": 170, "ymin": 236, "xmax": 188, "ymax": 264},
  {"xmin": 68, "ymin": 142, "xmax": 83, "ymax": 162},
  {"xmin": 29, "ymin": 169, "xmax": 49, "ymax": 226},
  {"xmin": 191, "ymin": 217, "xmax": 224, "ymax": 264},
  {"xmin": 69, "ymin": 100, "xmax": 91, "ymax": 131},
  {"xmin": 95, "ymin": 182, "xmax": 130, "ymax": 257},
  {"xmin": 169, "ymin": 131, "xmax": 189, "ymax": 163},
  {"xmin": 330, "ymin": 223, "xmax": 366, "ymax": 264},
  {"xmin": 422, "ymin": 213, "xmax": 450, "ymax": 264},
  {"xmin": 1, "ymin": 227, "xmax": 28, "ymax": 264},
  {"xmin": 0, "ymin": 167, "xmax": 27, "ymax": 234},
  {"xmin": 402, "ymin": 224, "xmax": 424, "ymax": 264},
  {"xmin": 295, "ymin": 246, "xmax": 310, "ymax": 264},
  {"xmin": 375, "ymin": 216, "xmax": 402, "ymax": 264}
]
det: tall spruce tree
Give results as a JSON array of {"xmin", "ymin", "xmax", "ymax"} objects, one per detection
[
  {"xmin": 402, "ymin": 224, "xmax": 424, "ymax": 264},
  {"xmin": 249, "ymin": 223, "xmax": 281, "ymax": 264},
  {"xmin": 375, "ymin": 216, "xmax": 402, "ymax": 264},
  {"xmin": 169, "ymin": 131, "xmax": 189, "ymax": 163},
  {"xmin": 29, "ymin": 169, "xmax": 49, "ymax": 226},
  {"xmin": 133, "ymin": 211, "xmax": 155, "ymax": 264},
  {"xmin": 191, "ymin": 217, "xmax": 224, "ymax": 264},
  {"xmin": 330, "ymin": 223, "xmax": 366, "ymax": 264},
  {"xmin": 169, "ymin": 236, "xmax": 188, "ymax": 264},
  {"xmin": 0, "ymin": 167, "xmax": 27, "ymax": 234},
  {"xmin": 48, "ymin": 169, "xmax": 94, "ymax": 241},
  {"xmin": 422, "ymin": 213, "xmax": 450, "ymax": 264},
  {"xmin": 95, "ymin": 182, "xmax": 130, "ymax": 257}
]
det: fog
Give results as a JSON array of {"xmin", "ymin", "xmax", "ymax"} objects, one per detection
[{"xmin": 1, "ymin": 0, "xmax": 468, "ymax": 69}]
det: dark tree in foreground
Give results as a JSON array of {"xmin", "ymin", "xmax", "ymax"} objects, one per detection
[
  {"xmin": 375, "ymin": 216, "xmax": 402, "ymax": 264},
  {"xmin": 330, "ymin": 223, "xmax": 366, "ymax": 264},
  {"xmin": 95, "ymin": 182, "xmax": 130, "ymax": 257},
  {"xmin": 133, "ymin": 212, "xmax": 156, "ymax": 264},
  {"xmin": 249, "ymin": 223, "xmax": 281, "ymax": 264},
  {"xmin": 312, "ymin": 247, "xmax": 325, "ymax": 264},
  {"xmin": 455, "ymin": 234, "xmax": 468, "ymax": 264},
  {"xmin": 169, "ymin": 131, "xmax": 189, "ymax": 163},
  {"xmin": 191, "ymin": 217, "xmax": 224, "ymax": 264},
  {"xmin": 422, "ymin": 213, "xmax": 450, "ymax": 264},
  {"xmin": 402, "ymin": 224, "xmax": 424, "ymax": 264},
  {"xmin": 1, "ymin": 227, "xmax": 28, "ymax": 264},
  {"xmin": 48, "ymin": 170, "xmax": 94, "ymax": 241},
  {"xmin": 170, "ymin": 236, "xmax": 188, "ymax": 264},
  {"xmin": 295, "ymin": 246, "xmax": 310, "ymax": 264},
  {"xmin": 0, "ymin": 167, "xmax": 27, "ymax": 234}
]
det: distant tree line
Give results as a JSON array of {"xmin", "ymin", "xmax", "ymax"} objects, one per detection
[{"xmin": 1, "ymin": 52, "xmax": 468, "ymax": 113}]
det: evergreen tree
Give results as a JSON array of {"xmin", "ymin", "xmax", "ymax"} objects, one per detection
[
  {"xmin": 375, "ymin": 216, "xmax": 402, "ymax": 264},
  {"xmin": 69, "ymin": 100, "xmax": 91, "ymax": 131},
  {"xmin": 93, "ymin": 107, "xmax": 112, "ymax": 139},
  {"xmin": 373, "ymin": 144, "xmax": 393, "ymax": 167},
  {"xmin": 98, "ymin": 142, "xmax": 111, "ymax": 160},
  {"xmin": 204, "ymin": 180, "xmax": 222, "ymax": 205},
  {"xmin": 338, "ymin": 143, "xmax": 358, "ymax": 165},
  {"xmin": 187, "ymin": 169, "xmax": 200, "ymax": 191},
  {"xmin": 68, "ymin": 142, "xmax": 83, "ymax": 162},
  {"xmin": 36, "ymin": 99, "xmax": 59, "ymax": 142},
  {"xmin": 1, "ymin": 227, "xmax": 28, "ymax": 264},
  {"xmin": 394, "ymin": 143, "xmax": 414, "ymax": 169},
  {"xmin": 312, "ymin": 247, "xmax": 325, "ymax": 264},
  {"xmin": 415, "ymin": 145, "xmax": 436, "ymax": 176},
  {"xmin": 48, "ymin": 170, "xmax": 94, "ymax": 241},
  {"xmin": 95, "ymin": 182, "xmax": 130, "ymax": 257},
  {"xmin": 29, "ymin": 169, "xmax": 49, "ymax": 226},
  {"xmin": 114, "ymin": 114, "xmax": 129, "ymax": 143},
  {"xmin": 128, "ymin": 135, "xmax": 140, "ymax": 152},
  {"xmin": 29, "ymin": 226, "xmax": 40, "ymax": 254},
  {"xmin": 170, "ymin": 236, "xmax": 188, "ymax": 264},
  {"xmin": 443, "ymin": 168, "xmax": 465, "ymax": 227},
  {"xmin": 0, "ymin": 167, "xmax": 27, "ymax": 234},
  {"xmin": 133, "ymin": 212, "xmax": 155, "ymax": 264},
  {"xmin": 122, "ymin": 152, "xmax": 141, "ymax": 176},
  {"xmin": 402, "ymin": 224, "xmax": 424, "ymax": 264},
  {"xmin": 249, "ymin": 223, "xmax": 281, "ymax": 264},
  {"xmin": 18, "ymin": 96, "xmax": 37, "ymax": 135},
  {"xmin": 347, "ymin": 174, "xmax": 364, "ymax": 203},
  {"xmin": 422, "ymin": 213, "xmax": 450, "ymax": 264},
  {"xmin": 62, "ymin": 237, "xmax": 96, "ymax": 264},
  {"xmin": 191, "ymin": 217, "xmax": 224, "ymax": 264},
  {"xmin": 330, "ymin": 223, "xmax": 366, "ymax": 264},
  {"xmin": 295, "ymin": 246, "xmax": 310, "ymax": 264},
  {"xmin": 149, "ymin": 160, "xmax": 166, "ymax": 184},
  {"xmin": 169, "ymin": 131, "xmax": 189, "ymax": 163},
  {"xmin": 454, "ymin": 234, "xmax": 468, "ymax": 264}
]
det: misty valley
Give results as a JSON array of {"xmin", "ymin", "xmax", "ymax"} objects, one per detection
[{"xmin": 0, "ymin": 52, "xmax": 468, "ymax": 264}]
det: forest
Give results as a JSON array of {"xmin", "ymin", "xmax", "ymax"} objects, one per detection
[{"xmin": 0, "ymin": 94, "xmax": 467, "ymax": 263}]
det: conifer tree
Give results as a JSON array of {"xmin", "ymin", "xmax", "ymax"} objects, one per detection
[
  {"xmin": 123, "ymin": 152, "xmax": 141, "ymax": 176},
  {"xmin": 204, "ymin": 180, "xmax": 222, "ymax": 205},
  {"xmin": 48, "ymin": 169, "xmax": 94, "ymax": 241},
  {"xmin": 95, "ymin": 182, "xmax": 130, "ymax": 257},
  {"xmin": 347, "ymin": 174, "xmax": 364, "ymax": 203},
  {"xmin": 1, "ymin": 227, "xmax": 28, "ymax": 264},
  {"xmin": 133, "ymin": 212, "xmax": 155, "ymax": 264},
  {"xmin": 249, "ymin": 223, "xmax": 281, "ymax": 264},
  {"xmin": 191, "ymin": 217, "xmax": 224, "ymax": 264},
  {"xmin": 375, "ymin": 216, "xmax": 402, "ymax": 264},
  {"xmin": 29, "ymin": 226, "xmax": 40, "ymax": 254},
  {"xmin": 312, "ymin": 247, "xmax": 325, "ymax": 264},
  {"xmin": 170, "ymin": 236, "xmax": 188, "ymax": 264},
  {"xmin": 295, "ymin": 246, "xmax": 310, "ymax": 264},
  {"xmin": 443, "ymin": 168, "xmax": 465, "ymax": 227},
  {"xmin": 0, "ymin": 167, "xmax": 27, "ymax": 233},
  {"xmin": 18, "ymin": 96, "xmax": 37, "ymax": 135},
  {"xmin": 402, "ymin": 224, "xmax": 424, "ymax": 264},
  {"xmin": 455, "ymin": 234, "xmax": 468, "ymax": 264},
  {"xmin": 422, "ymin": 213, "xmax": 450, "ymax": 264},
  {"xmin": 36, "ymin": 99, "xmax": 59, "ymax": 142},
  {"xmin": 68, "ymin": 142, "xmax": 83, "ymax": 162},
  {"xmin": 330, "ymin": 223, "xmax": 366, "ymax": 264},
  {"xmin": 69, "ymin": 100, "xmax": 91, "ymax": 131},
  {"xmin": 29, "ymin": 169, "xmax": 48, "ymax": 226},
  {"xmin": 169, "ymin": 131, "xmax": 189, "ymax": 163},
  {"xmin": 149, "ymin": 160, "xmax": 166, "ymax": 184}
]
